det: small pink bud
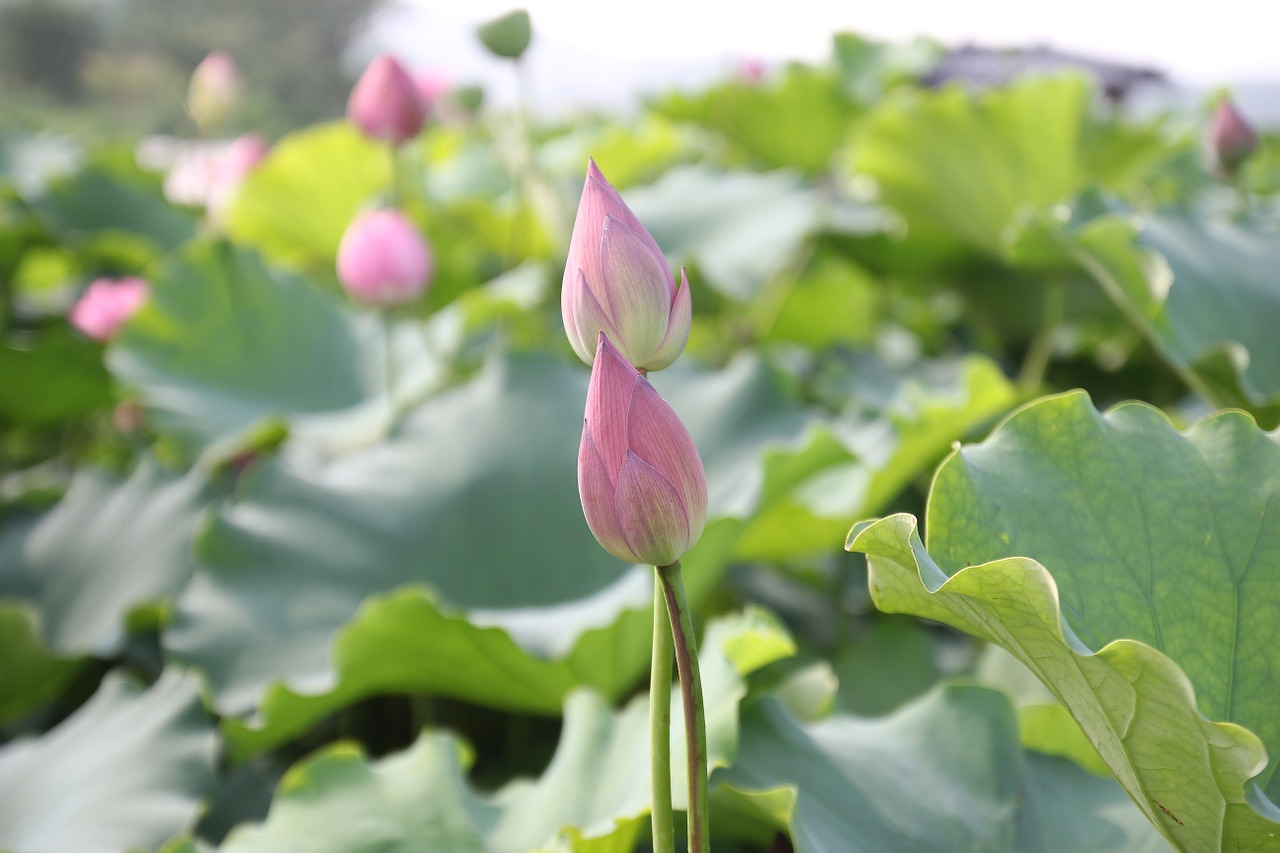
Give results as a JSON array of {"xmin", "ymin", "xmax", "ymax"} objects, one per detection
[
  {"xmin": 578, "ymin": 334, "xmax": 707, "ymax": 567},
  {"xmin": 208, "ymin": 134, "xmax": 270, "ymax": 221},
  {"xmin": 412, "ymin": 69, "xmax": 451, "ymax": 117},
  {"xmin": 336, "ymin": 210, "xmax": 432, "ymax": 306},
  {"xmin": 1208, "ymin": 98, "xmax": 1258, "ymax": 178},
  {"xmin": 562, "ymin": 159, "xmax": 691, "ymax": 373},
  {"xmin": 347, "ymin": 53, "xmax": 426, "ymax": 146},
  {"xmin": 737, "ymin": 58, "xmax": 767, "ymax": 84},
  {"xmin": 68, "ymin": 277, "xmax": 149, "ymax": 341},
  {"xmin": 187, "ymin": 51, "xmax": 241, "ymax": 132}
]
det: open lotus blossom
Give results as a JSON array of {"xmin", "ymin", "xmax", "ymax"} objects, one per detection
[
  {"xmin": 336, "ymin": 209, "xmax": 433, "ymax": 305},
  {"xmin": 69, "ymin": 277, "xmax": 149, "ymax": 341},
  {"xmin": 562, "ymin": 159, "xmax": 691, "ymax": 373},
  {"xmin": 1208, "ymin": 98, "xmax": 1258, "ymax": 178},
  {"xmin": 347, "ymin": 53, "xmax": 426, "ymax": 145},
  {"xmin": 579, "ymin": 333, "xmax": 707, "ymax": 567}
]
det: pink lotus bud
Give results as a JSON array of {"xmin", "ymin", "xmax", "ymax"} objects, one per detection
[
  {"xmin": 68, "ymin": 277, "xmax": 149, "ymax": 341},
  {"xmin": 562, "ymin": 159, "xmax": 691, "ymax": 373},
  {"xmin": 737, "ymin": 58, "xmax": 767, "ymax": 84},
  {"xmin": 1208, "ymin": 98, "xmax": 1258, "ymax": 177},
  {"xmin": 347, "ymin": 53, "xmax": 426, "ymax": 146},
  {"xmin": 413, "ymin": 69, "xmax": 451, "ymax": 116},
  {"xmin": 578, "ymin": 334, "xmax": 707, "ymax": 567},
  {"xmin": 187, "ymin": 52, "xmax": 241, "ymax": 132},
  {"xmin": 208, "ymin": 134, "xmax": 270, "ymax": 221},
  {"xmin": 336, "ymin": 210, "xmax": 432, "ymax": 306}
]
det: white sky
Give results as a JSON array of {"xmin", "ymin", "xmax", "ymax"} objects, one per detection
[
  {"xmin": 397, "ymin": 0, "xmax": 1280, "ymax": 80},
  {"xmin": 371, "ymin": 0, "xmax": 1280, "ymax": 117}
]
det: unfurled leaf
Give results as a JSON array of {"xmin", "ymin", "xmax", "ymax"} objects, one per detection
[
  {"xmin": 0, "ymin": 671, "xmax": 216, "ymax": 853},
  {"xmin": 849, "ymin": 392, "xmax": 1280, "ymax": 847}
]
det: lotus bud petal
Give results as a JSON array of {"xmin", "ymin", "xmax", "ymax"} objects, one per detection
[
  {"xmin": 413, "ymin": 69, "xmax": 451, "ymax": 119},
  {"xmin": 187, "ymin": 52, "xmax": 241, "ymax": 133},
  {"xmin": 337, "ymin": 210, "xmax": 432, "ymax": 306},
  {"xmin": 347, "ymin": 53, "xmax": 426, "ymax": 146},
  {"xmin": 1208, "ymin": 98, "xmax": 1258, "ymax": 178},
  {"xmin": 578, "ymin": 334, "xmax": 707, "ymax": 566},
  {"xmin": 562, "ymin": 159, "xmax": 691, "ymax": 373},
  {"xmin": 69, "ymin": 277, "xmax": 149, "ymax": 341}
]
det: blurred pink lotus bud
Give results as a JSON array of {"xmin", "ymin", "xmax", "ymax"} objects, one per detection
[
  {"xmin": 737, "ymin": 58, "xmax": 767, "ymax": 84},
  {"xmin": 220, "ymin": 134, "xmax": 269, "ymax": 182},
  {"xmin": 336, "ymin": 209, "xmax": 432, "ymax": 305},
  {"xmin": 207, "ymin": 134, "xmax": 269, "ymax": 220},
  {"xmin": 68, "ymin": 277, "xmax": 149, "ymax": 341},
  {"xmin": 347, "ymin": 53, "xmax": 426, "ymax": 145},
  {"xmin": 578, "ymin": 334, "xmax": 707, "ymax": 567},
  {"xmin": 562, "ymin": 159, "xmax": 691, "ymax": 373},
  {"xmin": 1208, "ymin": 98, "xmax": 1258, "ymax": 177},
  {"xmin": 187, "ymin": 51, "xmax": 241, "ymax": 132},
  {"xmin": 413, "ymin": 69, "xmax": 451, "ymax": 115}
]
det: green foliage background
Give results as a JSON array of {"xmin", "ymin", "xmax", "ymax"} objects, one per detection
[{"xmin": 2, "ymin": 21, "xmax": 1280, "ymax": 853}]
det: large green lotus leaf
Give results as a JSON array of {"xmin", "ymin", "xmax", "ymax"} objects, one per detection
[
  {"xmin": 848, "ymin": 392, "xmax": 1280, "ymax": 848},
  {"xmin": 217, "ymin": 612, "xmax": 792, "ymax": 853},
  {"xmin": 538, "ymin": 116, "xmax": 695, "ymax": 190},
  {"xmin": 0, "ymin": 601, "xmax": 82, "ymax": 725},
  {"xmin": 1040, "ymin": 205, "xmax": 1280, "ymax": 420},
  {"xmin": 851, "ymin": 75, "xmax": 1088, "ymax": 259},
  {"xmin": 653, "ymin": 65, "xmax": 861, "ymax": 173},
  {"xmin": 974, "ymin": 644, "xmax": 1111, "ymax": 777},
  {"xmin": 623, "ymin": 165, "xmax": 885, "ymax": 302},
  {"xmin": 172, "ymin": 352, "xmax": 812, "ymax": 755},
  {"xmin": 736, "ymin": 354, "xmax": 1018, "ymax": 562},
  {"xmin": 18, "ymin": 457, "xmax": 212, "ymax": 656},
  {"xmin": 30, "ymin": 149, "xmax": 197, "ymax": 255},
  {"xmin": 717, "ymin": 685, "xmax": 1166, "ymax": 852},
  {"xmin": 223, "ymin": 122, "xmax": 389, "ymax": 269},
  {"xmin": 108, "ymin": 239, "xmax": 426, "ymax": 454},
  {"xmin": 0, "ymin": 328, "xmax": 111, "ymax": 427},
  {"xmin": 0, "ymin": 670, "xmax": 216, "ymax": 853}
]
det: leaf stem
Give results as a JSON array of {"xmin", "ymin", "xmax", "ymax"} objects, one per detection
[
  {"xmin": 650, "ymin": 569, "xmax": 675, "ymax": 853},
  {"xmin": 658, "ymin": 560, "xmax": 709, "ymax": 853},
  {"xmin": 1017, "ymin": 276, "xmax": 1065, "ymax": 394}
]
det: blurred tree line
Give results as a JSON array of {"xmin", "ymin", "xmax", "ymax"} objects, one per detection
[{"xmin": 0, "ymin": 0, "xmax": 385, "ymax": 138}]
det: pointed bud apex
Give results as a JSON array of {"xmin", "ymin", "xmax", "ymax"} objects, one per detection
[
  {"xmin": 347, "ymin": 53, "xmax": 426, "ymax": 146},
  {"xmin": 69, "ymin": 277, "xmax": 149, "ymax": 341},
  {"xmin": 1208, "ymin": 98, "xmax": 1258, "ymax": 178},
  {"xmin": 562, "ymin": 159, "xmax": 691, "ymax": 372},
  {"xmin": 578, "ymin": 334, "xmax": 707, "ymax": 567},
  {"xmin": 187, "ymin": 52, "xmax": 241, "ymax": 133},
  {"xmin": 337, "ymin": 210, "xmax": 433, "ymax": 306}
]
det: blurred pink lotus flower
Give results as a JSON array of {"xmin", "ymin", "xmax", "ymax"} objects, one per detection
[
  {"xmin": 69, "ymin": 277, "xmax": 149, "ymax": 341},
  {"xmin": 207, "ymin": 134, "xmax": 269, "ymax": 219},
  {"xmin": 347, "ymin": 53, "xmax": 426, "ymax": 145},
  {"xmin": 336, "ymin": 209, "xmax": 432, "ymax": 305},
  {"xmin": 562, "ymin": 159, "xmax": 691, "ymax": 373},
  {"xmin": 413, "ymin": 69, "xmax": 451, "ymax": 116},
  {"xmin": 187, "ymin": 51, "xmax": 241, "ymax": 133},
  {"xmin": 1208, "ymin": 97, "xmax": 1258, "ymax": 178},
  {"xmin": 154, "ymin": 134, "xmax": 268, "ymax": 220},
  {"xmin": 737, "ymin": 58, "xmax": 767, "ymax": 84},
  {"xmin": 578, "ymin": 333, "xmax": 707, "ymax": 567}
]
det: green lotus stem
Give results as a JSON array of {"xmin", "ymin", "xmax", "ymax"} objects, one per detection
[
  {"xmin": 382, "ymin": 311, "xmax": 397, "ymax": 422},
  {"xmin": 650, "ymin": 570, "xmax": 676, "ymax": 853},
  {"xmin": 389, "ymin": 143, "xmax": 403, "ymax": 209},
  {"xmin": 658, "ymin": 560, "xmax": 709, "ymax": 853},
  {"xmin": 1017, "ymin": 276, "xmax": 1065, "ymax": 393}
]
